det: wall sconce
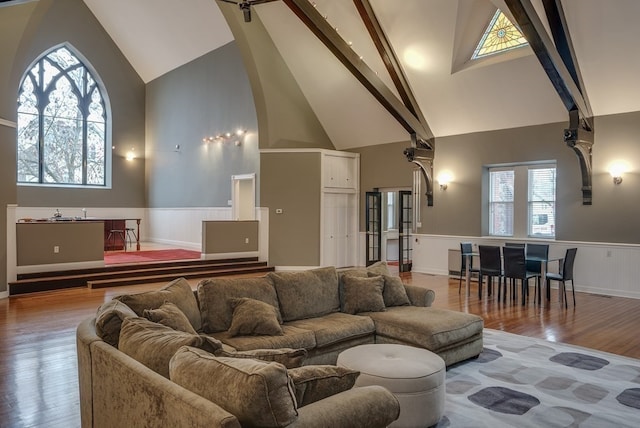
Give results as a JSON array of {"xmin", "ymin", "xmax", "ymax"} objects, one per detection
[
  {"xmin": 202, "ymin": 129, "xmax": 247, "ymax": 146},
  {"xmin": 125, "ymin": 148, "xmax": 136, "ymax": 161},
  {"xmin": 609, "ymin": 161, "xmax": 627, "ymax": 185},
  {"xmin": 438, "ymin": 171, "xmax": 453, "ymax": 190}
]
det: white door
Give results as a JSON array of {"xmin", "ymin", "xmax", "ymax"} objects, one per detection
[{"xmin": 232, "ymin": 173, "xmax": 256, "ymax": 221}]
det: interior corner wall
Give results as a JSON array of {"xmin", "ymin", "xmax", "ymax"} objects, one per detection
[
  {"xmin": 355, "ymin": 114, "xmax": 640, "ymax": 244},
  {"xmin": 145, "ymin": 42, "xmax": 259, "ymax": 208},
  {"xmin": 218, "ymin": 3, "xmax": 334, "ymax": 150},
  {"xmin": 10, "ymin": 0, "xmax": 146, "ymax": 208}
]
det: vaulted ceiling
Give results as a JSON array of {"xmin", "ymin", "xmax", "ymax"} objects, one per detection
[{"xmin": 81, "ymin": 0, "xmax": 640, "ymax": 150}]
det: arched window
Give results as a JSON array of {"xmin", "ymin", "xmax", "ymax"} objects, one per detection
[{"xmin": 17, "ymin": 45, "xmax": 108, "ymax": 186}]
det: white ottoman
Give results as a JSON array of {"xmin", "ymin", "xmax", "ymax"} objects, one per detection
[{"xmin": 337, "ymin": 344, "xmax": 445, "ymax": 428}]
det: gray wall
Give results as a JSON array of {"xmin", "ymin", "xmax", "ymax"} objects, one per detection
[
  {"xmin": 9, "ymin": 0, "xmax": 146, "ymax": 208},
  {"xmin": 261, "ymin": 152, "xmax": 322, "ymax": 266},
  {"xmin": 354, "ymin": 114, "xmax": 640, "ymax": 244},
  {"xmin": 202, "ymin": 220, "xmax": 259, "ymax": 254},
  {"xmin": 145, "ymin": 42, "xmax": 259, "ymax": 208},
  {"xmin": 17, "ymin": 222, "xmax": 104, "ymax": 265}
]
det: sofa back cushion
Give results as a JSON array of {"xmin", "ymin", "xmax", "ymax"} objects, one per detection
[
  {"xmin": 118, "ymin": 317, "xmax": 221, "ymax": 378},
  {"xmin": 268, "ymin": 267, "xmax": 339, "ymax": 322},
  {"xmin": 115, "ymin": 277, "xmax": 201, "ymax": 332},
  {"xmin": 197, "ymin": 276, "xmax": 282, "ymax": 333},
  {"xmin": 95, "ymin": 299, "xmax": 138, "ymax": 347},
  {"xmin": 170, "ymin": 346, "xmax": 298, "ymax": 427}
]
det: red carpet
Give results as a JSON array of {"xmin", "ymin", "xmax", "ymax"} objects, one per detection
[{"xmin": 104, "ymin": 249, "xmax": 201, "ymax": 265}]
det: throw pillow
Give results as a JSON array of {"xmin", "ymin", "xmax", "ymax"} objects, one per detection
[
  {"xmin": 368, "ymin": 273, "xmax": 411, "ymax": 307},
  {"xmin": 197, "ymin": 276, "xmax": 282, "ymax": 333},
  {"xmin": 268, "ymin": 266, "xmax": 340, "ymax": 321},
  {"xmin": 170, "ymin": 346, "xmax": 298, "ymax": 427},
  {"xmin": 118, "ymin": 317, "xmax": 221, "ymax": 378},
  {"xmin": 341, "ymin": 275, "xmax": 386, "ymax": 314},
  {"xmin": 367, "ymin": 260, "xmax": 391, "ymax": 276},
  {"xmin": 115, "ymin": 277, "xmax": 201, "ymax": 332},
  {"xmin": 214, "ymin": 347, "xmax": 307, "ymax": 369},
  {"xmin": 95, "ymin": 299, "xmax": 138, "ymax": 347},
  {"xmin": 143, "ymin": 301, "xmax": 197, "ymax": 334},
  {"xmin": 288, "ymin": 365, "xmax": 360, "ymax": 407},
  {"xmin": 228, "ymin": 297, "xmax": 283, "ymax": 337}
]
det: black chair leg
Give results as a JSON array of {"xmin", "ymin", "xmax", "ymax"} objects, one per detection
[
  {"xmin": 571, "ymin": 280, "xmax": 576, "ymax": 307},
  {"xmin": 562, "ymin": 280, "xmax": 568, "ymax": 309}
]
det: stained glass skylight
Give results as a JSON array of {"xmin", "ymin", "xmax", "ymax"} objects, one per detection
[{"xmin": 472, "ymin": 9, "xmax": 528, "ymax": 60}]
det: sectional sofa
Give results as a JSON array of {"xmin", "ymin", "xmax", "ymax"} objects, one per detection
[{"xmin": 77, "ymin": 263, "xmax": 483, "ymax": 427}]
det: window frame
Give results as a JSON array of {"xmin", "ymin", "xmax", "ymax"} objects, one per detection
[
  {"xmin": 16, "ymin": 43, "xmax": 112, "ymax": 188},
  {"xmin": 486, "ymin": 162, "xmax": 556, "ymax": 239}
]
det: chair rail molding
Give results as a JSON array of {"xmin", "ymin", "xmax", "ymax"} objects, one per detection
[{"xmin": 409, "ymin": 234, "xmax": 640, "ymax": 300}]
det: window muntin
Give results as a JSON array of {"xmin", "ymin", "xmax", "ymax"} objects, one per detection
[
  {"xmin": 17, "ymin": 46, "xmax": 107, "ymax": 186},
  {"xmin": 488, "ymin": 164, "xmax": 556, "ymax": 239},
  {"xmin": 489, "ymin": 169, "xmax": 514, "ymax": 236},
  {"xmin": 472, "ymin": 9, "xmax": 528, "ymax": 60}
]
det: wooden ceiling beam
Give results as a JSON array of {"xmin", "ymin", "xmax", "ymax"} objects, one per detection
[
  {"xmin": 504, "ymin": 0, "xmax": 592, "ymax": 131},
  {"xmin": 281, "ymin": 0, "xmax": 434, "ymax": 146},
  {"xmin": 352, "ymin": 0, "xmax": 434, "ymax": 148}
]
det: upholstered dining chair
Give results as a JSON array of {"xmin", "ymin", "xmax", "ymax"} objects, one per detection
[
  {"xmin": 546, "ymin": 248, "xmax": 578, "ymax": 308},
  {"xmin": 478, "ymin": 245, "xmax": 502, "ymax": 300},
  {"xmin": 459, "ymin": 242, "xmax": 480, "ymax": 294},
  {"xmin": 503, "ymin": 246, "xmax": 537, "ymax": 305}
]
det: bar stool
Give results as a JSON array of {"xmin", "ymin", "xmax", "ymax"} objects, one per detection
[
  {"xmin": 125, "ymin": 227, "xmax": 137, "ymax": 249},
  {"xmin": 106, "ymin": 229, "xmax": 126, "ymax": 251}
]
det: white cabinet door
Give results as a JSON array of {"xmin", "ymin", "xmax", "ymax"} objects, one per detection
[
  {"xmin": 323, "ymin": 155, "xmax": 357, "ymax": 189},
  {"xmin": 323, "ymin": 192, "xmax": 357, "ymax": 268}
]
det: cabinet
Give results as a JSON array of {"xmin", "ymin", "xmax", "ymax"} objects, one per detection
[{"xmin": 323, "ymin": 153, "xmax": 357, "ymax": 189}]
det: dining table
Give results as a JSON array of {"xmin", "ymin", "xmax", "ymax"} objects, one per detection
[{"xmin": 463, "ymin": 248, "xmax": 556, "ymax": 305}]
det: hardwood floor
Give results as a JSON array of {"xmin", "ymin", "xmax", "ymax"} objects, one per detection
[{"xmin": 1, "ymin": 271, "xmax": 639, "ymax": 427}]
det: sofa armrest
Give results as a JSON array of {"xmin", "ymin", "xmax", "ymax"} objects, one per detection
[
  {"xmin": 404, "ymin": 284, "xmax": 435, "ymax": 307},
  {"xmin": 291, "ymin": 385, "xmax": 400, "ymax": 428}
]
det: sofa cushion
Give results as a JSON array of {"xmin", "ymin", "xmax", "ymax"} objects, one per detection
[
  {"xmin": 197, "ymin": 276, "xmax": 282, "ymax": 333},
  {"xmin": 367, "ymin": 306, "xmax": 484, "ymax": 352},
  {"xmin": 286, "ymin": 312, "xmax": 375, "ymax": 348},
  {"xmin": 215, "ymin": 348, "xmax": 307, "ymax": 369},
  {"xmin": 288, "ymin": 365, "xmax": 360, "ymax": 407},
  {"xmin": 170, "ymin": 347, "xmax": 298, "ymax": 427},
  {"xmin": 95, "ymin": 299, "xmax": 138, "ymax": 347},
  {"xmin": 228, "ymin": 298, "xmax": 283, "ymax": 337},
  {"xmin": 268, "ymin": 267, "xmax": 339, "ymax": 322},
  {"xmin": 368, "ymin": 273, "xmax": 411, "ymax": 307},
  {"xmin": 143, "ymin": 302, "xmax": 197, "ymax": 334},
  {"xmin": 341, "ymin": 276, "xmax": 386, "ymax": 315},
  {"xmin": 209, "ymin": 325, "xmax": 316, "ymax": 352},
  {"xmin": 115, "ymin": 277, "xmax": 201, "ymax": 332},
  {"xmin": 118, "ymin": 317, "xmax": 221, "ymax": 378}
]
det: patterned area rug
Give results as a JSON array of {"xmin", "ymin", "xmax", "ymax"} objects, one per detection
[{"xmin": 438, "ymin": 329, "xmax": 640, "ymax": 427}]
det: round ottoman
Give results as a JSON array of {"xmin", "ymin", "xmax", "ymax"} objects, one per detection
[{"xmin": 337, "ymin": 344, "xmax": 445, "ymax": 428}]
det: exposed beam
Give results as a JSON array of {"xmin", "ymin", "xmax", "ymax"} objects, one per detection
[
  {"xmin": 352, "ymin": 0, "xmax": 434, "ymax": 148},
  {"xmin": 503, "ymin": 0, "xmax": 592, "ymax": 131},
  {"xmin": 541, "ymin": 0, "xmax": 593, "ymax": 121},
  {"xmin": 281, "ymin": 0, "xmax": 433, "ymax": 144}
]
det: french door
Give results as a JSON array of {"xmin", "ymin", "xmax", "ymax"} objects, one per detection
[
  {"xmin": 398, "ymin": 190, "xmax": 413, "ymax": 272},
  {"xmin": 365, "ymin": 191, "xmax": 381, "ymax": 266}
]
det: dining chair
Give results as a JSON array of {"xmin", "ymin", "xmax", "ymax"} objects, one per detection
[
  {"xmin": 459, "ymin": 242, "xmax": 480, "ymax": 294},
  {"xmin": 546, "ymin": 248, "xmax": 578, "ymax": 308},
  {"xmin": 478, "ymin": 245, "xmax": 502, "ymax": 300},
  {"xmin": 525, "ymin": 243, "xmax": 549, "ymax": 297},
  {"xmin": 503, "ymin": 246, "xmax": 537, "ymax": 305}
]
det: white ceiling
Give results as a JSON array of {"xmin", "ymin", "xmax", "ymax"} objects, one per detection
[{"xmin": 81, "ymin": 0, "xmax": 640, "ymax": 150}]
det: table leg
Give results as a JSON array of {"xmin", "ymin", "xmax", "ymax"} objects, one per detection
[
  {"xmin": 136, "ymin": 219, "xmax": 141, "ymax": 251},
  {"xmin": 465, "ymin": 254, "xmax": 471, "ymax": 297}
]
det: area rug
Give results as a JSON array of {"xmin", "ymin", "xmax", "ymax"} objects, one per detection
[
  {"xmin": 104, "ymin": 249, "xmax": 201, "ymax": 265},
  {"xmin": 437, "ymin": 329, "xmax": 640, "ymax": 427}
]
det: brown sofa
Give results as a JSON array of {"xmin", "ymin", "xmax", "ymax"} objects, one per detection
[{"xmin": 78, "ymin": 263, "xmax": 483, "ymax": 427}]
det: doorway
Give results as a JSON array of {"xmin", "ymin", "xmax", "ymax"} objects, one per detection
[{"xmin": 231, "ymin": 173, "xmax": 256, "ymax": 221}]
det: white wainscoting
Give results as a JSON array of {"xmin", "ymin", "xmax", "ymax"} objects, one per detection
[
  {"xmin": 410, "ymin": 234, "xmax": 640, "ymax": 300},
  {"xmin": 146, "ymin": 207, "xmax": 269, "ymax": 262}
]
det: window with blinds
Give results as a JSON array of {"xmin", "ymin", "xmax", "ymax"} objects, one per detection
[
  {"xmin": 487, "ymin": 163, "xmax": 556, "ymax": 238},
  {"xmin": 489, "ymin": 169, "xmax": 514, "ymax": 236},
  {"xmin": 528, "ymin": 167, "xmax": 556, "ymax": 237}
]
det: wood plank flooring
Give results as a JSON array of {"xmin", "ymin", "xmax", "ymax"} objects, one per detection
[{"xmin": 1, "ymin": 271, "xmax": 639, "ymax": 427}]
